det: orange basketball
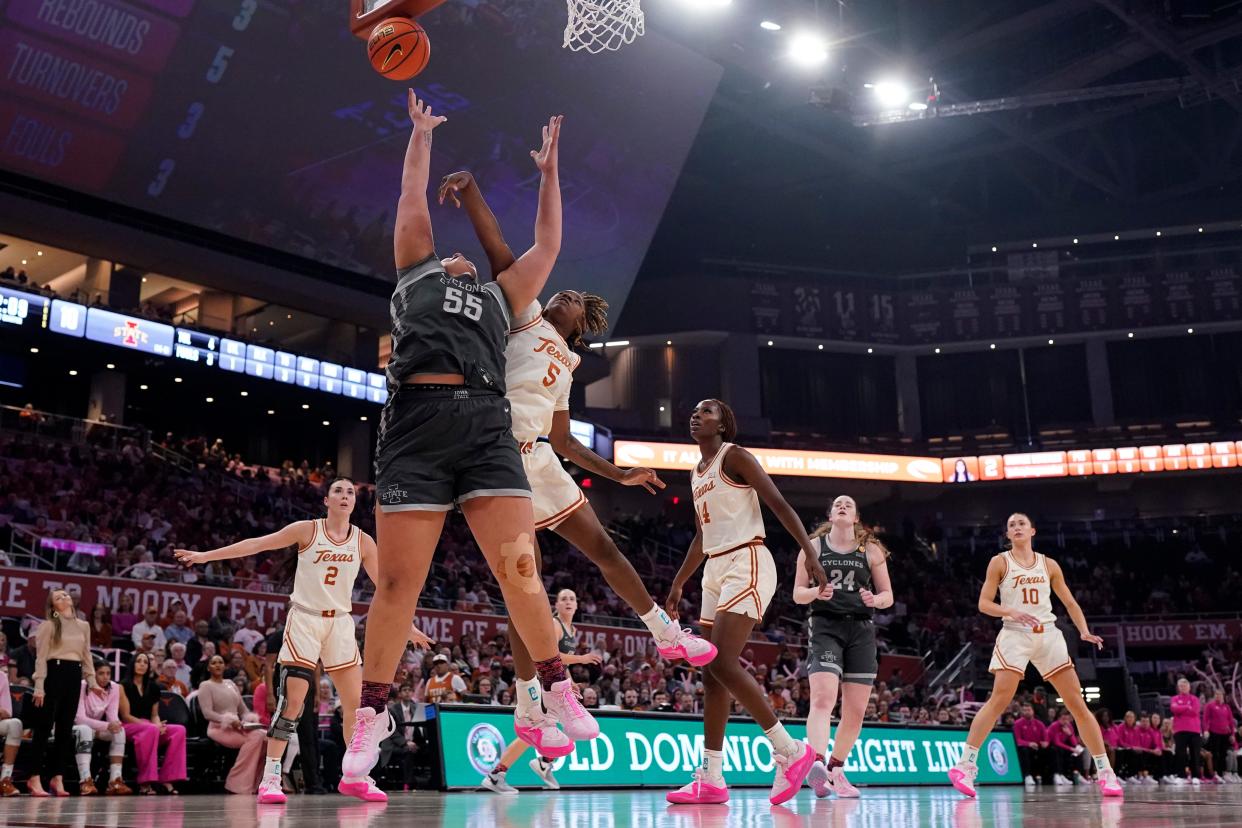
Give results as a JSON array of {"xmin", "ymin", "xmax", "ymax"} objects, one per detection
[{"xmin": 367, "ymin": 17, "xmax": 430, "ymax": 80}]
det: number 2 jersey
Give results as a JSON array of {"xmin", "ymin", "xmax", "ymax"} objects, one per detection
[
  {"xmin": 997, "ymin": 550, "xmax": 1057, "ymax": 632},
  {"xmin": 505, "ymin": 301, "xmax": 580, "ymax": 442},
  {"xmin": 384, "ymin": 254, "xmax": 512, "ymax": 392},
  {"xmin": 289, "ymin": 519, "xmax": 362, "ymax": 615}
]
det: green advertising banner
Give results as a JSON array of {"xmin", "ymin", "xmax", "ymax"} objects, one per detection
[{"xmin": 435, "ymin": 705, "xmax": 1021, "ymax": 790}]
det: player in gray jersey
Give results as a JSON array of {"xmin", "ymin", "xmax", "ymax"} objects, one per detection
[
  {"xmin": 793, "ymin": 495, "xmax": 893, "ymax": 800},
  {"xmin": 345, "ymin": 95, "xmax": 599, "ymax": 784}
]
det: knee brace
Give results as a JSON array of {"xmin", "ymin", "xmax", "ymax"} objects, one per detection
[
  {"xmin": 269, "ymin": 664, "xmax": 315, "ymax": 741},
  {"xmin": 499, "ymin": 533, "xmax": 542, "ymax": 594},
  {"xmin": 1, "ymin": 718, "xmax": 21, "ymax": 746}
]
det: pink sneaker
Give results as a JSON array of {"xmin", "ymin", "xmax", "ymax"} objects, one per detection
[
  {"xmin": 769, "ymin": 743, "xmax": 816, "ymax": 805},
  {"xmin": 666, "ymin": 769, "xmax": 729, "ymax": 804},
  {"xmin": 342, "ymin": 707, "xmax": 394, "ymax": 780},
  {"xmin": 827, "ymin": 766, "xmax": 859, "ymax": 798},
  {"xmin": 542, "ymin": 679, "xmax": 600, "ymax": 742},
  {"xmin": 949, "ymin": 761, "xmax": 977, "ymax": 797},
  {"xmin": 513, "ymin": 708, "xmax": 574, "ymax": 759},
  {"xmin": 338, "ymin": 776, "xmax": 388, "ymax": 802},
  {"xmin": 1097, "ymin": 769, "xmax": 1123, "ymax": 797},
  {"xmin": 807, "ymin": 760, "xmax": 831, "ymax": 798},
  {"xmin": 656, "ymin": 628, "xmax": 718, "ymax": 667},
  {"xmin": 256, "ymin": 774, "xmax": 286, "ymax": 804}
]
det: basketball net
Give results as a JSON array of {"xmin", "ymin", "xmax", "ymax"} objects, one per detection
[{"xmin": 564, "ymin": 0, "xmax": 645, "ymax": 53}]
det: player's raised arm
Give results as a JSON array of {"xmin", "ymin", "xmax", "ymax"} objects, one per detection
[
  {"xmin": 438, "ymin": 171, "xmax": 515, "ymax": 280},
  {"xmin": 495, "ymin": 116, "xmax": 563, "ymax": 314},
  {"xmin": 174, "ymin": 521, "xmax": 314, "ymax": 566},
  {"xmin": 394, "ymin": 90, "xmax": 448, "ymax": 270},
  {"xmin": 723, "ymin": 448, "xmax": 829, "ymax": 588}
]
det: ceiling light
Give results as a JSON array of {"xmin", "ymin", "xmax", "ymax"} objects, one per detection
[
  {"xmin": 106, "ymin": 363, "xmax": 115, "ymax": 369},
  {"xmin": 68, "ymin": 369, "xmax": 78, "ymax": 376},
  {"xmin": 322, "ymin": 420, "xmax": 330, "ymax": 426},
  {"xmin": 1198, "ymin": 227, "xmax": 1204, "ymax": 233},
  {"xmin": 1048, "ymin": 339, "xmax": 1055, "ymax": 345},
  {"xmin": 760, "ymin": 20, "xmax": 781, "ymax": 30},
  {"xmin": 1127, "ymin": 332, "xmax": 1134, "ymax": 338},
  {"xmin": 267, "ymin": 410, "xmax": 275, "ymax": 415},
  {"xmin": 36, "ymin": 251, "xmax": 42, "ymax": 256},
  {"xmin": 989, "ymin": 344, "xmax": 996, "ymax": 350},
  {"xmin": 1114, "ymin": 234, "xmax": 1120, "ymax": 240},
  {"xmin": 1073, "ymin": 238, "xmax": 1079, "ymax": 244},
  {"xmin": 302, "ymin": 403, "xmax": 310, "ymax": 409},
  {"xmin": 29, "ymin": 347, "xmax": 38, "ymax": 354},
  {"xmin": 991, "ymin": 246, "xmax": 997, "ymax": 252},
  {"xmin": 659, "ymin": 406, "xmax": 665, "ymax": 412},
  {"xmin": 139, "ymin": 384, "xmax": 148, "ymax": 390},
  {"xmin": 205, "ymin": 397, "xmax": 214, "ymax": 403},
  {"xmin": 817, "ymin": 344, "xmax": 824, "ymax": 350},
  {"xmin": 767, "ymin": 340, "xmax": 774, "ymax": 346},
  {"xmin": 934, "ymin": 348, "xmax": 941, "ymax": 354},
  {"xmin": 908, "ymin": 101, "xmax": 927, "ymax": 111},
  {"xmin": 605, "ymin": 340, "xmax": 630, "ymax": 347},
  {"xmin": 788, "ymin": 32, "xmax": 828, "ymax": 66},
  {"xmin": 1031, "ymin": 243, "xmax": 1037, "ymax": 248},
  {"xmin": 174, "ymin": 377, "xmax": 183, "ymax": 383},
  {"xmin": 1156, "ymin": 231, "xmax": 1162, "ymax": 236},
  {"xmin": 286, "ymin": 314, "xmax": 292, "ymax": 319},
  {"xmin": 867, "ymin": 348, "xmax": 874, "ymax": 354},
  {"xmin": 1187, "ymin": 327, "xmax": 1194, "ymax": 334},
  {"xmin": 360, "ymin": 416, "xmax": 368, "ymax": 421},
  {"xmin": 240, "ymin": 391, "xmax": 248, "ymax": 396},
  {"xmin": 666, "ymin": 340, "xmax": 672, "ymax": 345},
  {"xmin": 873, "ymin": 80, "xmax": 909, "ymax": 109},
  {"xmin": 20, "ymin": 260, "xmax": 26, "ymax": 265},
  {"xmin": 589, "ymin": 342, "xmax": 603, "ymax": 349},
  {"xmin": 142, "ymin": 277, "xmax": 147, "ymax": 283}
]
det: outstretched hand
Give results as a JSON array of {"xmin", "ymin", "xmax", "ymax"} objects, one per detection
[
  {"xmin": 408, "ymin": 89, "xmax": 447, "ymax": 131},
  {"xmin": 530, "ymin": 115, "xmax": 563, "ymax": 173},
  {"xmin": 438, "ymin": 171, "xmax": 474, "ymax": 207},
  {"xmin": 620, "ymin": 467, "xmax": 665, "ymax": 495},
  {"xmin": 174, "ymin": 549, "xmax": 207, "ymax": 567},
  {"xmin": 1080, "ymin": 630, "xmax": 1105, "ymax": 649},
  {"xmin": 408, "ymin": 624, "xmax": 435, "ymax": 650}
]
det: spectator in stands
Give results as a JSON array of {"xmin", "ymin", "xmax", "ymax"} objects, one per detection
[
  {"xmin": 0, "ymin": 631, "xmax": 10, "ymax": 677},
  {"xmin": 424, "ymin": 654, "xmax": 465, "ymax": 704},
  {"xmin": 131, "ymin": 607, "xmax": 166, "ymax": 651},
  {"xmin": 88, "ymin": 603, "xmax": 112, "ymax": 649},
  {"xmin": 157, "ymin": 659, "xmax": 189, "ymax": 698},
  {"xmin": 164, "ymin": 611, "xmax": 194, "ymax": 646},
  {"xmin": 582, "ymin": 687, "xmax": 599, "ymax": 709},
  {"xmin": 1205, "ymin": 689, "xmax": 1237, "ymax": 783},
  {"xmin": 232, "ymin": 614, "xmax": 264, "ymax": 654},
  {"xmin": 73, "ymin": 662, "xmax": 131, "ymax": 795},
  {"xmin": 190, "ymin": 641, "xmax": 217, "ymax": 688},
  {"xmin": 185, "ymin": 620, "xmax": 211, "ymax": 667},
  {"xmin": 131, "ymin": 549, "xmax": 159, "ymax": 581},
  {"xmin": 380, "ymin": 684, "xmax": 421, "ymax": 791},
  {"xmin": 0, "ymin": 667, "xmax": 22, "ymax": 796},
  {"xmin": 1015, "ymin": 703, "xmax": 1048, "ymax": 786},
  {"xmin": 197, "ymin": 654, "xmax": 265, "ymax": 794},
  {"xmin": 1113, "ymin": 711, "xmax": 1138, "ymax": 781},
  {"xmin": 1171, "ymin": 678, "xmax": 1204, "ymax": 783},
  {"xmin": 27, "ymin": 590, "xmax": 102, "ymax": 796},
  {"xmin": 168, "ymin": 643, "xmax": 191, "ymax": 688},
  {"xmin": 208, "ymin": 604, "xmax": 238, "ymax": 644},
  {"xmin": 1047, "ymin": 710, "xmax": 1085, "ymax": 785},
  {"xmin": 111, "ymin": 595, "xmax": 138, "ymax": 639}
]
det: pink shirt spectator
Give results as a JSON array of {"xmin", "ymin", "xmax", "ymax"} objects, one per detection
[
  {"xmin": 1013, "ymin": 717, "xmax": 1046, "ymax": 747},
  {"xmin": 1205, "ymin": 701, "xmax": 1236, "ymax": 735},
  {"xmin": 1047, "ymin": 720, "xmax": 1079, "ymax": 750},
  {"xmin": 1101, "ymin": 723, "xmax": 1119, "ymax": 748},
  {"xmin": 1170, "ymin": 693, "xmax": 1201, "ymax": 734},
  {"xmin": 112, "ymin": 612, "xmax": 139, "ymax": 637},
  {"xmin": 1115, "ymin": 722, "xmax": 1140, "ymax": 749},
  {"xmin": 75, "ymin": 680, "xmax": 121, "ymax": 730},
  {"xmin": 252, "ymin": 682, "xmax": 272, "ymax": 727},
  {"xmin": 1136, "ymin": 725, "xmax": 1162, "ymax": 752}
]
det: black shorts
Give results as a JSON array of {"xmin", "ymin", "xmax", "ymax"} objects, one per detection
[
  {"xmin": 807, "ymin": 614, "xmax": 878, "ymax": 684},
  {"xmin": 374, "ymin": 386, "xmax": 530, "ymax": 512}
]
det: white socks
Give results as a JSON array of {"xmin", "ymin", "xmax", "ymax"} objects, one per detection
[
  {"xmin": 640, "ymin": 604, "xmax": 678, "ymax": 640},
  {"xmin": 703, "ymin": 748, "xmax": 724, "ymax": 782},
  {"xmin": 1093, "ymin": 754, "xmax": 1111, "ymax": 773},
  {"xmin": 764, "ymin": 723, "xmax": 802, "ymax": 757},
  {"xmin": 75, "ymin": 755, "xmax": 91, "ymax": 780},
  {"xmin": 0, "ymin": 763, "xmax": 12, "ymax": 780},
  {"xmin": 961, "ymin": 744, "xmax": 980, "ymax": 766},
  {"xmin": 264, "ymin": 757, "xmax": 282, "ymax": 779},
  {"xmin": 109, "ymin": 763, "xmax": 123, "ymax": 782},
  {"xmin": 516, "ymin": 678, "xmax": 542, "ymax": 716}
]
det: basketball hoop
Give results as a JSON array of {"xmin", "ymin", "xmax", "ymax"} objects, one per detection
[{"xmin": 564, "ymin": 0, "xmax": 645, "ymax": 53}]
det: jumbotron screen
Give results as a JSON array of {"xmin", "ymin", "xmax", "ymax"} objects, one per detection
[{"xmin": 0, "ymin": 0, "xmax": 722, "ymax": 318}]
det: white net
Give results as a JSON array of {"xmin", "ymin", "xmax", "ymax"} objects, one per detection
[{"xmin": 564, "ymin": 0, "xmax": 645, "ymax": 53}]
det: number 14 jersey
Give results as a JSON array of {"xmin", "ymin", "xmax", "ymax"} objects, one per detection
[{"xmin": 998, "ymin": 551, "xmax": 1057, "ymax": 632}]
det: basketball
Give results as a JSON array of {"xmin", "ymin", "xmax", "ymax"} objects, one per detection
[{"xmin": 367, "ymin": 17, "xmax": 430, "ymax": 80}]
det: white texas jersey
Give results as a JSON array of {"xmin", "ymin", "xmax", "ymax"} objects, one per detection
[
  {"xmin": 998, "ymin": 551, "xmax": 1057, "ymax": 631},
  {"xmin": 691, "ymin": 443, "xmax": 766, "ymax": 556},
  {"xmin": 291, "ymin": 519, "xmax": 363, "ymax": 614},
  {"xmin": 505, "ymin": 301, "xmax": 580, "ymax": 442}
]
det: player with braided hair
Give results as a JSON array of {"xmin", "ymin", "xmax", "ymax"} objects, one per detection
[{"xmin": 440, "ymin": 172, "xmax": 716, "ymax": 793}]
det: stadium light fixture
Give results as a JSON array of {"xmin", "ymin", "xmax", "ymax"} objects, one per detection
[
  {"xmin": 69, "ymin": 369, "xmax": 78, "ymax": 376},
  {"xmin": 867, "ymin": 348, "xmax": 874, "ymax": 354},
  {"xmin": 760, "ymin": 20, "xmax": 781, "ymax": 30},
  {"xmin": 205, "ymin": 397, "xmax": 214, "ymax": 403},
  {"xmin": 818, "ymin": 344, "xmax": 824, "ymax": 350},
  {"xmin": 174, "ymin": 377, "xmax": 182, "ymax": 383},
  {"xmin": 240, "ymin": 391, "xmax": 248, "ymax": 396},
  {"xmin": 605, "ymin": 340, "xmax": 630, "ymax": 347},
  {"xmin": 36, "ymin": 251, "xmax": 42, "ymax": 256},
  {"xmin": 589, "ymin": 342, "xmax": 604, "ymax": 349},
  {"xmin": 1114, "ymin": 234, "xmax": 1120, "ymax": 240},
  {"xmin": 1187, "ymin": 327, "xmax": 1194, "ymax": 334},
  {"xmin": 1198, "ymin": 227, "xmax": 1204, "ymax": 232},
  {"xmin": 20, "ymin": 259, "xmax": 26, "ymax": 265},
  {"xmin": 934, "ymin": 348, "xmax": 941, "ymax": 354},
  {"xmin": 872, "ymin": 80, "xmax": 909, "ymax": 109},
  {"xmin": 1048, "ymin": 339, "xmax": 1055, "ymax": 345},
  {"xmin": 1031, "ymin": 243, "xmax": 1038, "ymax": 248},
  {"xmin": 1127, "ymin": 332, "xmax": 1134, "ymax": 338},
  {"xmin": 908, "ymin": 102, "xmax": 928, "ymax": 111},
  {"xmin": 767, "ymin": 340, "xmax": 774, "ymax": 346},
  {"xmin": 139, "ymin": 384, "xmax": 148, "ymax": 390},
  {"xmin": 29, "ymin": 347, "xmax": 38, "ymax": 354},
  {"xmin": 1156, "ymin": 231, "xmax": 1162, "ymax": 236},
  {"xmin": 991, "ymin": 246, "xmax": 997, "ymax": 252},
  {"xmin": 323, "ymin": 420, "xmax": 331, "ymax": 426},
  {"xmin": 360, "ymin": 416, "xmax": 368, "ymax": 421},
  {"xmin": 302, "ymin": 403, "xmax": 310, "ymax": 409},
  {"xmin": 788, "ymin": 32, "xmax": 828, "ymax": 67},
  {"xmin": 267, "ymin": 410, "xmax": 275, "ymax": 415},
  {"xmin": 989, "ymin": 344, "xmax": 996, "ymax": 350},
  {"xmin": 1073, "ymin": 238, "xmax": 1079, "ymax": 244},
  {"xmin": 106, "ymin": 363, "xmax": 115, "ymax": 369},
  {"xmin": 666, "ymin": 340, "xmax": 672, "ymax": 345}
]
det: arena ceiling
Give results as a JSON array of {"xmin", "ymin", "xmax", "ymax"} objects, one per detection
[{"xmin": 644, "ymin": 0, "xmax": 1242, "ymax": 272}]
